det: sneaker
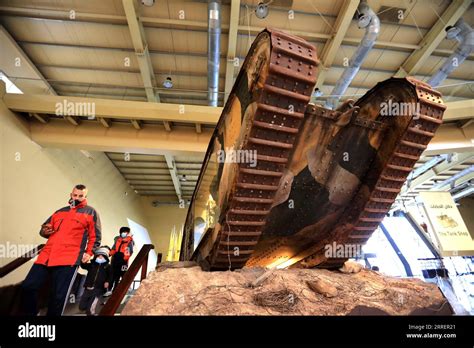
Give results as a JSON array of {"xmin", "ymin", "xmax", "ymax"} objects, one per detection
[{"xmin": 103, "ymin": 291, "xmax": 113, "ymax": 297}]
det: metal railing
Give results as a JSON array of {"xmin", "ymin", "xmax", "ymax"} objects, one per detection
[
  {"xmin": 0, "ymin": 244, "xmax": 45, "ymax": 278},
  {"xmin": 99, "ymin": 244, "xmax": 155, "ymax": 316}
]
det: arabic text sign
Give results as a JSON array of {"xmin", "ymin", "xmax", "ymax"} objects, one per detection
[{"xmin": 419, "ymin": 191, "xmax": 474, "ymax": 257}]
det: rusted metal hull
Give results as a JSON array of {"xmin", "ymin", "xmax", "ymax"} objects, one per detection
[
  {"xmin": 248, "ymin": 78, "xmax": 446, "ymax": 269},
  {"xmin": 180, "ymin": 28, "xmax": 446, "ymax": 270}
]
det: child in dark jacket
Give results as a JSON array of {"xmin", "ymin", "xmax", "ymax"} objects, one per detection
[{"xmin": 79, "ymin": 246, "xmax": 112, "ymax": 315}]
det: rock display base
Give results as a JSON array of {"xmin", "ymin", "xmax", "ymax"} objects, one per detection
[{"xmin": 122, "ymin": 262, "xmax": 452, "ymax": 316}]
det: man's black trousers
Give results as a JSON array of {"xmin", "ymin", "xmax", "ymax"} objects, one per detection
[{"xmin": 21, "ymin": 263, "xmax": 77, "ymax": 316}]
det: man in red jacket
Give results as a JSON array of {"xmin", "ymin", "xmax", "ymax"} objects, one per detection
[{"xmin": 21, "ymin": 184, "xmax": 101, "ymax": 316}]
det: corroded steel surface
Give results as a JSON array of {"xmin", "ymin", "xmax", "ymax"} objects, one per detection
[{"xmin": 180, "ymin": 28, "xmax": 446, "ymax": 270}]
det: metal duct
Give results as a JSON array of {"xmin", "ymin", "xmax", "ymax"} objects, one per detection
[
  {"xmin": 452, "ymin": 184, "xmax": 474, "ymax": 201},
  {"xmin": 325, "ymin": 0, "xmax": 380, "ymax": 110},
  {"xmin": 431, "ymin": 165, "xmax": 474, "ymax": 190},
  {"xmin": 428, "ymin": 19, "xmax": 474, "ymax": 87},
  {"xmin": 407, "ymin": 154, "xmax": 450, "ymax": 181},
  {"xmin": 207, "ymin": 0, "xmax": 221, "ymax": 107}
]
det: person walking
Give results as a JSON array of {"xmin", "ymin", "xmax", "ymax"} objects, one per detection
[
  {"xmin": 79, "ymin": 246, "xmax": 112, "ymax": 316},
  {"xmin": 104, "ymin": 227, "xmax": 134, "ymax": 296},
  {"xmin": 21, "ymin": 184, "xmax": 101, "ymax": 316}
]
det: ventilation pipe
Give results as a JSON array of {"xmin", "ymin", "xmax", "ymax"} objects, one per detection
[
  {"xmin": 428, "ymin": 19, "xmax": 474, "ymax": 87},
  {"xmin": 207, "ymin": 0, "xmax": 221, "ymax": 107},
  {"xmin": 452, "ymin": 184, "xmax": 474, "ymax": 201},
  {"xmin": 325, "ymin": 0, "xmax": 380, "ymax": 110},
  {"xmin": 407, "ymin": 154, "xmax": 450, "ymax": 181}
]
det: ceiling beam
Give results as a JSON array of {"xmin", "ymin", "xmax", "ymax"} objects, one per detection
[
  {"xmin": 432, "ymin": 170, "xmax": 474, "ymax": 191},
  {"xmin": 452, "ymin": 184, "xmax": 474, "ymax": 200},
  {"xmin": 165, "ymin": 155, "xmax": 183, "ymax": 201},
  {"xmin": 123, "ymin": 0, "xmax": 157, "ymax": 102},
  {"xmin": 64, "ymin": 115, "xmax": 79, "ymax": 126},
  {"xmin": 395, "ymin": 0, "xmax": 472, "ymax": 77},
  {"xmin": 128, "ymin": 178, "xmax": 173, "ymax": 183},
  {"xmin": 224, "ymin": 0, "xmax": 240, "ymax": 103},
  {"xmin": 120, "ymin": 169, "xmax": 170, "ymax": 174},
  {"xmin": 6, "ymin": 91, "xmax": 468, "ymax": 126},
  {"xmin": 50, "ymin": 80, "xmax": 211, "ymax": 100},
  {"xmin": 24, "ymin": 111, "xmax": 471, "ymax": 162},
  {"xmin": 2, "ymin": 6, "xmax": 474, "ymax": 59},
  {"xmin": 163, "ymin": 119, "xmax": 172, "ymax": 134},
  {"xmin": 459, "ymin": 119, "xmax": 474, "ymax": 128},
  {"xmin": 36, "ymin": 63, "xmax": 226, "ymax": 78},
  {"xmin": 425, "ymin": 122, "xmax": 474, "ymax": 155},
  {"xmin": 238, "ymin": 25, "xmax": 474, "ymax": 58},
  {"xmin": 3, "ymin": 93, "xmax": 222, "ymax": 124},
  {"xmin": 29, "ymin": 119, "xmax": 213, "ymax": 156},
  {"xmin": 97, "ymin": 117, "xmax": 110, "ymax": 128},
  {"xmin": 28, "ymin": 112, "xmax": 48, "ymax": 124},
  {"xmin": 17, "ymin": 35, "xmax": 472, "ymax": 63},
  {"xmin": 122, "ymin": 0, "xmax": 171, "ymax": 131},
  {"xmin": 0, "ymin": 6, "xmax": 127, "ymax": 25},
  {"xmin": 442, "ymin": 99, "xmax": 474, "ymax": 121},
  {"xmin": 131, "ymin": 119, "xmax": 142, "ymax": 129},
  {"xmin": 0, "ymin": 6, "xmax": 216, "ymax": 30},
  {"xmin": 115, "ymin": 166, "xmax": 170, "ymax": 172},
  {"xmin": 18, "ymin": 40, "xmax": 226, "ymax": 60},
  {"xmin": 400, "ymin": 152, "xmax": 474, "ymax": 195},
  {"xmin": 32, "ymin": 60, "xmax": 471, "ymax": 84},
  {"xmin": 312, "ymin": 0, "xmax": 359, "ymax": 99},
  {"xmin": 0, "ymin": 26, "xmax": 56, "ymax": 95}
]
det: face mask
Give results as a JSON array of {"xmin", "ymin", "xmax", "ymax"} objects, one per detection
[
  {"xmin": 121, "ymin": 233, "xmax": 128, "ymax": 238},
  {"xmin": 69, "ymin": 198, "xmax": 82, "ymax": 207},
  {"xmin": 95, "ymin": 257, "xmax": 106, "ymax": 264}
]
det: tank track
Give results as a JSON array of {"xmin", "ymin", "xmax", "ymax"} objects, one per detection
[
  {"xmin": 209, "ymin": 29, "xmax": 319, "ymax": 269},
  {"xmin": 188, "ymin": 29, "xmax": 446, "ymax": 271},
  {"xmin": 301, "ymin": 77, "xmax": 447, "ymax": 269}
]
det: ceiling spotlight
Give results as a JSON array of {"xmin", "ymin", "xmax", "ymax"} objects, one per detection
[
  {"xmin": 357, "ymin": 12, "xmax": 371, "ymax": 29},
  {"xmin": 163, "ymin": 76, "xmax": 173, "ymax": 89},
  {"xmin": 446, "ymin": 25, "xmax": 461, "ymax": 41},
  {"xmin": 141, "ymin": 0, "xmax": 155, "ymax": 7},
  {"xmin": 180, "ymin": 175, "xmax": 187, "ymax": 182},
  {"xmin": 255, "ymin": 2, "xmax": 269, "ymax": 19}
]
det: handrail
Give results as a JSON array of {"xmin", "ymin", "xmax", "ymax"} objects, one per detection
[
  {"xmin": 99, "ymin": 244, "xmax": 154, "ymax": 316},
  {"xmin": 0, "ymin": 244, "xmax": 45, "ymax": 278}
]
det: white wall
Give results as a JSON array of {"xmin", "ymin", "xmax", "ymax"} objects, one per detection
[
  {"xmin": 127, "ymin": 218, "xmax": 157, "ymax": 280},
  {"xmin": 138, "ymin": 197, "xmax": 189, "ymax": 259}
]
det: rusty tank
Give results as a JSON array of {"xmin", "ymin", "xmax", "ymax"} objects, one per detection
[{"xmin": 179, "ymin": 28, "xmax": 447, "ymax": 270}]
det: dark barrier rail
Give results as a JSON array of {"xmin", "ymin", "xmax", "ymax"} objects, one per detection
[
  {"xmin": 99, "ymin": 244, "xmax": 154, "ymax": 316},
  {"xmin": 0, "ymin": 244, "xmax": 45, "ymax": 278}
]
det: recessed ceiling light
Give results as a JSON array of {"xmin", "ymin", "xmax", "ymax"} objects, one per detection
[
  {"xmin": 163, "ymin": 77, "xmax": 173, "ymax": 89},
  {"xmin": 141, "ymin": 0, "xmax": 155, "ymax": 7},
  {"xmin": 255, "ymin": 2, "xmax": 269, "ymax": 19}
]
